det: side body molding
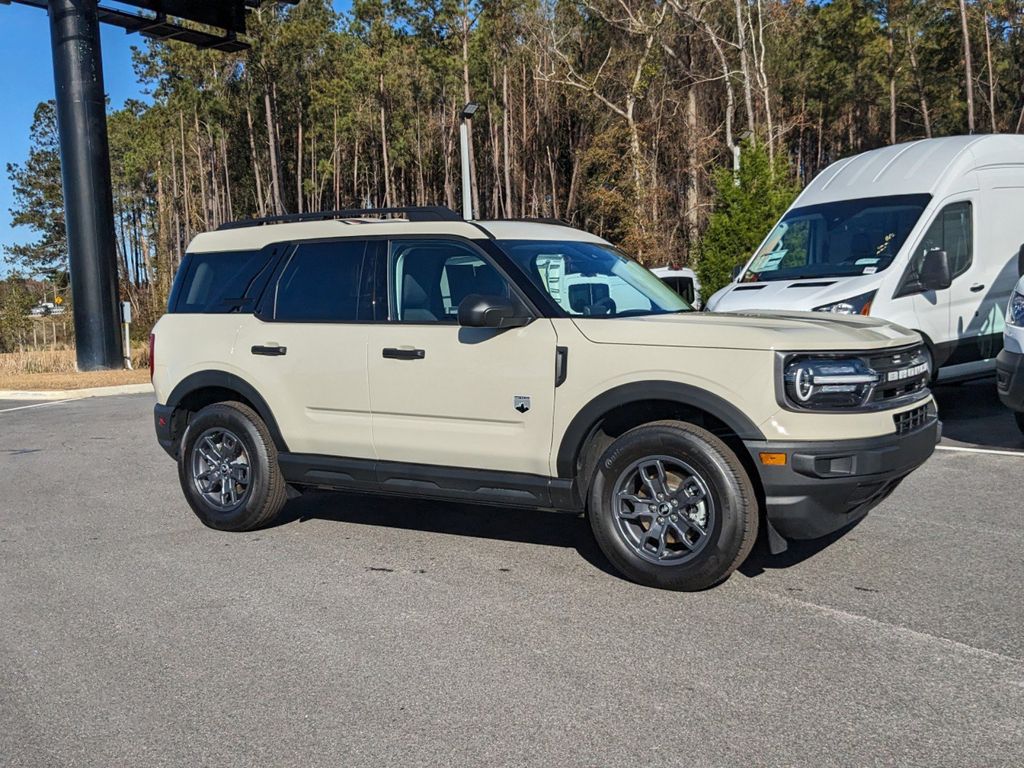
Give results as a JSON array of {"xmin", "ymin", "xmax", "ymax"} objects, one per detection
[
  {"xmin": 165, "ymin": 370, "xmax": 290, "ymax": 452},
  {"xmin": 555, "ymin": 380, "xmax": 766, "ymax": 478}
]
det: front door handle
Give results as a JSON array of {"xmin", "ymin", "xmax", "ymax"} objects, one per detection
[
  {"xmin": 382, "ymin": 347, "xmax": 425, "ymax": 360},
  {"xmin": 970, "ymin": 283, "xmax": 985, "ymax": 293},
  {"xmin": 252, "ymin": 344, "xmax": 287, "ymax": 356}
]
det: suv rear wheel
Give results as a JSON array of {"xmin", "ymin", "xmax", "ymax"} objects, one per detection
[
  {"xmin": 587, "ymin": 421, "xmax": 758, "ymax": 590},
  {"xmin": 178, "ymin": 401, "xmax": 287, "ymax": 531}
]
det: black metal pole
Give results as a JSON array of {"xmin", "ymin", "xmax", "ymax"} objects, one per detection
[{"xmin": 48, "ymin": 0, "xmax": 122, "ymax": 371}]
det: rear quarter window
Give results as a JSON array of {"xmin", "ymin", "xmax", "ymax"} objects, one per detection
[{"xmin": 169, "ymin": 250, "xmax": 273, "ymax": 313}]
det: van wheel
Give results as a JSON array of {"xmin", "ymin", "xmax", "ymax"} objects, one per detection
[
  {"xmin": 587, "ymin": 421, "xmax": 758, "ymax": 591},
  {"xmin": 178, "ymin": 401, "xmax": 287, "ymax": 532}
]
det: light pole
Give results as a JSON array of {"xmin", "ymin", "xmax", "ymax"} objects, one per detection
[{"xmin": 459, "ymin": 102, "xmax": 478, "ymax": 221}]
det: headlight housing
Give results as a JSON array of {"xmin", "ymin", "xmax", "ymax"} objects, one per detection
[
  {"xmin": 783, "ymin": 357, "xmax": 879, "ymax": 409},
  {"xmin": 813, "ymin": 291, "xmax": 876, "ymax": 316},
  {"xmin": 1007, "ymin": 290, "xmax": 1024, "ymax": 327}
]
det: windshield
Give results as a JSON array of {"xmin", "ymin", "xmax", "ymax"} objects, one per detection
[
  {"xmin": 742, "ymin": 194, "xmax": 931, "ymax": 282},
  {"xmin": 498, "ymin": 240, "xmax": 691, "ymax": 317}
]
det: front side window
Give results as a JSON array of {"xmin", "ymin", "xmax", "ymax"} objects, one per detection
[
  {"xmin": 498, "ymin": 240, "xmax": 690, "ymax": 317},
  {"xmin": 742, "ymin": 194, "xmax": 931, "ymax": 282},
  {"xmin": 897, "ymin": 201, "xmax": 973, "ymax": 296},
  {"xmin": 272, "ymin": 240, "xmax": 370, "ymax": 322},
  {"xmin": 390, "ymin": 240, "xmax": 514, "ymax": 323}
]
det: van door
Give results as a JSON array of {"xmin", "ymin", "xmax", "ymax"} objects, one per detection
[
  {"xmin": 237, "ymin": 238, "xmax": 377, "ymax": 459},
  {"xmin": 366, "ymin": 238, "xmax": 557, "ymax": 477}
]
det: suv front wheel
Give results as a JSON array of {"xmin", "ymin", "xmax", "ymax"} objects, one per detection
[
  {"xmin": 178, "ymin": 401, "xmax": 288, "ymax": 532},
  {"xmin": 588, "ymin": 421, "xmax": 758, "ymax": 590}
]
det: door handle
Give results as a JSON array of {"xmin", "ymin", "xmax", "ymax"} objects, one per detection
[
  {"xmin": 382, "ymin": 347, "xmax": 425, "ymax": 360},
  {"xmin": 969, "ymin": 283, "xmax": 985, "ymax": 293},
  {"xmin": 251, "ymin": 344, "xmax": 287, "ymax": 356}
]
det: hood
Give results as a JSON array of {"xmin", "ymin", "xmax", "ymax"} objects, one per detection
[
  {"xmin": 708, "ymin": 275, "xmax": 883, "ymax": 313},
  {"xmin": 571, "ymin": 310, "xmax": 920, "ymax": 352}
]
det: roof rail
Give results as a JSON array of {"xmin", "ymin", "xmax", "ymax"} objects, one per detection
[
  {"xmin": 217, "ymin": 206, "xmax": 462, "ymax": 230},
  {"xmin": 494, "ymin": 217, "xmax": 574, "ymax": 227}
]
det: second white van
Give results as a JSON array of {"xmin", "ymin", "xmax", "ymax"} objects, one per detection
[{"xmin": 707, "ymin": 135, "xmax": 1024, "ymax": 380}]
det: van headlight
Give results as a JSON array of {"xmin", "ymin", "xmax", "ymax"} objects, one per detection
[
  {"xmin": 813, "ymin": 291, "xmax": 876, "ymax": 316},
  {"xmin": 783, "ymin": 357, "xmax": 880, "ymax": 409},
  {"xmin": 1008, "ymin": 290, "xmax": 1024, "ymax": 327}
]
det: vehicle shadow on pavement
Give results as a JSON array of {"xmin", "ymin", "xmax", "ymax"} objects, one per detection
[
  {"xmin": 933, "ymin": 377, "xmax": 1024, "ymax": 450},
  {"xmin": 738, "ymin": 519, "xmax": 863, "ymax": 578},
  {"xmin": 272, "ymin": 490, "xmax": 623, "ymax": 579}
]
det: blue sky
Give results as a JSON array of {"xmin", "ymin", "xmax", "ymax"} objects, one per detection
[{"xmin": 0, "ymin": 2, "xmax": 351, "ymax": 273}]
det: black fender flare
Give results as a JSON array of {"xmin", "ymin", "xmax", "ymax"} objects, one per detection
[
  {"xmin": 555, "ymin": 380, "xmax": 765, "ymax": 478},
  {"xmin": 166, "ymin": 370, "xmax": 289, "ymax": 452}
]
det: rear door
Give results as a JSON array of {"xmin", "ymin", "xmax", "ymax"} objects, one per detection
[
  {"xmin": 366, "ymin": 238, "xmax": 558, "ymax": 476},
  {"xmin": 237, "ymin": 238, "xmax": 378, "ymax": 458}
]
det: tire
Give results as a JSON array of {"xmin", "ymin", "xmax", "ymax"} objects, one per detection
[
  {"xmin": 177, "ymin": 401, "xmax": 287, "ymax": 532},
  {"xmin": 587, "ymin": 420, "xmax": 758, "ymax": 591}
]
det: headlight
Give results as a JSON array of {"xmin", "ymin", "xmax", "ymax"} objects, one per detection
[
  {"xmin": 783, "ymin": 357, "xmax": 880, "ymax": 409},
  {"xmin": 1007, "ymin": 290, "xmax": 1024, "ymax": 327},
  {"xmin": 813, "ymin": 291, "xmax": 876, "ymax": 316}
]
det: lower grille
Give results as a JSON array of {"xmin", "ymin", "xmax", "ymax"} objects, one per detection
[{"xmin": 893, "ymin": 404, "xmax": 930, "ymax": 435}]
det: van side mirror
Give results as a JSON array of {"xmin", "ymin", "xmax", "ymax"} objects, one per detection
[
  {"xmin": 1017, "ymin": 243, "xmax": 1024, "ymax": 277},
  {"xmin": 731, "ymin": 264, "xmax": 744, "ymax": 281},
  {"xmin": 458, "ymin": 294, "xmax": 531, "ymax": 329},
  {"xmin": 920, "ymin": 249, "xmax": 952, "ymax": 291}
]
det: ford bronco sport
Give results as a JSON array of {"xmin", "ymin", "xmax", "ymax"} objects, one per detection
[{"xmin": 152, "ymin": 206, "xmax": 939, "ymax": 591}]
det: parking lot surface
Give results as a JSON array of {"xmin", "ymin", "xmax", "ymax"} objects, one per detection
[{"xmin": 1, "ymin": 390, "xmax": 1022, "ymax": 767}]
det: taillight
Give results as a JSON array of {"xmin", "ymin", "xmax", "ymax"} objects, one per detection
[{"xmin": 149, "ymin": 333, "xmax": 155, "ymax": 380}]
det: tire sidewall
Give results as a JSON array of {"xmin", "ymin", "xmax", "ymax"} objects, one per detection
[
  {"xmin": 589, "ymin": 424, "xmax": 752, "ymax": 590},
  {"xmin": 178, "ymin": 404, "xmax": 275, "ymax": 531}
]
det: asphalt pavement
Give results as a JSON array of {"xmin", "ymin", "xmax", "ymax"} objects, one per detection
[{"xmin": 1, "ymin": 390, "xmax": 1022, "ymax": 767}]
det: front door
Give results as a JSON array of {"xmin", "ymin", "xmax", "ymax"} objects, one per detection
[{"xmin": 367, "ymin": 238, "xmax": 557, "ymax": 476}]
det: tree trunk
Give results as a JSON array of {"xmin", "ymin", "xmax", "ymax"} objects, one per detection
[
  {"xmin": 264, "ymin": 84, "xmax": 284, "ymax": 215},
  {"xmin": 379, "ymin": 71, "xmax": 393, "ymax": 207},
  {"xmin": 245, "ymin": 104, "xmax": 266, "ymax": 217},
  {"xmin": 983, "ymin": 9, "xmax": 998, "ymax": 132},
  {"xmin": 959, "ymin": 0, "xmax": 976, "ymax": 133}
]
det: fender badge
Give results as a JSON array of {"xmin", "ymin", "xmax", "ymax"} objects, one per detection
[{"xmin": 514, "ymin": 395, "xmax": 531, "ymax": 413}]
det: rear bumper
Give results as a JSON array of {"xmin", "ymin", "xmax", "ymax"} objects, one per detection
[
  {"xmin": 996, "ymin": 349, "xmax": 1024, "ymax": 412},
  {"xmin": 743, "ymin": 416, "xmax": 940, "ymax": 540},
  {"xmin": 154, "ymin": 403, "xmax": 177, "ymax": 458}
]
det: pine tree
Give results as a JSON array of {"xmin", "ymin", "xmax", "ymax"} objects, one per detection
[{"xmin": 697, "ymin": 140, "xmax": 798, "ymax": 300}]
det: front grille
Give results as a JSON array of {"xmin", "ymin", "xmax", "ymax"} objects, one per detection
[
  {"xmin": 893, "ymin": 404, "xmax": 930, "ymax": 435},
  {"xmin": 867, "ymin": 345, "xmax": 930, "ymax": 406}
]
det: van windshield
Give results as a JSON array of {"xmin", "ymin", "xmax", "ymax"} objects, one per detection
[
  {"xmin": 498, "ymin": 240, "xmax": 691, "ymax": 317},
  {"xmin": 741, "ymin": 194, "xmax": 931, "ymax": 282}
]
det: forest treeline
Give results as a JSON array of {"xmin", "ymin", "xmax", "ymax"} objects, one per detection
[{"xmin": 4, "ymin": 0, "xmax": 1024, "ymax": 335}]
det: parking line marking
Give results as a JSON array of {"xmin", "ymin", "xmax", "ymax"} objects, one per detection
[
  {"xmin": 935, "ymin": 444, "xmax": 1024, "ymax": 457},
  {"xmin": 0, "ymin": 399, "xmax": 74, "ymax": 414}
]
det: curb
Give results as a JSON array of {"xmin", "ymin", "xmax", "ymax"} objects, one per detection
[{"xmin": 0, "ymin": 383, "xmax": 154, "ymax": 401}]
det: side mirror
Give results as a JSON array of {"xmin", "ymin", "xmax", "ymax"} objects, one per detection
[
  {"xmin": 1017, "ymin": 243, "xmax": 1024, "ymax": 277},
  {"xmin": 457, "ymin": 294, "xmax": 530, "ymax": 329},
  {"xmin": 920, "ymin": 249, "xmax": 952, "ymax": 291},
  {"xmin": 731, "ymin": 264, "xmax": 744, "ymax": 281}
]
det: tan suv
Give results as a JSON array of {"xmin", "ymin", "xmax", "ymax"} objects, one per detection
[{"xmin": 152, "ymin": 207, "xmax": 939, "ymax": 590}]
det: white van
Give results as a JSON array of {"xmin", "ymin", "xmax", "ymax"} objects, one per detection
[
  {"xmin": 652, "ymin": 266, "xmax": 702, "ymax": 309},
  {"xmin": 707, "ymin": 135, "xmax": 1024, "ymax": 380}
]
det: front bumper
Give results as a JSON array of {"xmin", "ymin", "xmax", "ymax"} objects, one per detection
[
  {"xmin": 996, "ymin": 349, "xmax": 1024, "ymax": 412},
  {"xmin": 743, "ymin": 415, "xmax": 940, "ymax": 540}
]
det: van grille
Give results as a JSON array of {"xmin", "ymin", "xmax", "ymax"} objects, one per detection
[
  {"xmin": 893, "ymin": 404, "xmax": 931, "ymax": 435},
  {"xmin": 867, "ymin": 346, "xmax": 930, "ymax": 406}
]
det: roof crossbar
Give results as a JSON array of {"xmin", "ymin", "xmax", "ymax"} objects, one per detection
[{"xmin": 217, "ymin": 206, "xmax": 463, "ymax": 230}]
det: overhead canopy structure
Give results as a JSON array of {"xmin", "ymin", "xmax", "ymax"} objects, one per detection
[{"xmin": 1, "ymin": 0, "xmax": 297, "ymax": 370}]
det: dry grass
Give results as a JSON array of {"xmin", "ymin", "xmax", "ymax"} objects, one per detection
[{"xmin": 0, "ymin": 344, "xmax": 151, "ymax": 391}]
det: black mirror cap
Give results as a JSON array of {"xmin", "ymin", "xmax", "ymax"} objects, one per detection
[
  {"xmin": 920, "ymin": 249, "xmax": 952, "ymax": 291},
  {"xmin": 1017, "ymin": 243, "xmax": 1024, "ymax": 278},
  {"xmin": 457, "ymin": 294, "xmax": 531, "ymax": 329}
]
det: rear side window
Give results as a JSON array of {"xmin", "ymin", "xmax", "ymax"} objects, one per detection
[
  {"xmin": 272, "ymin": 240, "xmax": 370, "ymax": 322},
  {"xmin": 170, "ymin": 250, "xmax": 271, "ymax": 313}
]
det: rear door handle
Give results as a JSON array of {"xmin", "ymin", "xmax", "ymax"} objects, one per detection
[
  {"xmin": 970, "ymin": 283, "xmax": 985, "ymax": 293},
  {"xmin": 251, "ymin": 344, "xmax": 287, "ymax": 356},
  {"xmin": 382, "ymin": 347, "xmax": 425, "ymax": 360}
]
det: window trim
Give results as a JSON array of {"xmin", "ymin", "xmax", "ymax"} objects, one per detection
[{"xmin": 894, "ymin": 199, "xmax": 974, "ymax": 299}]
